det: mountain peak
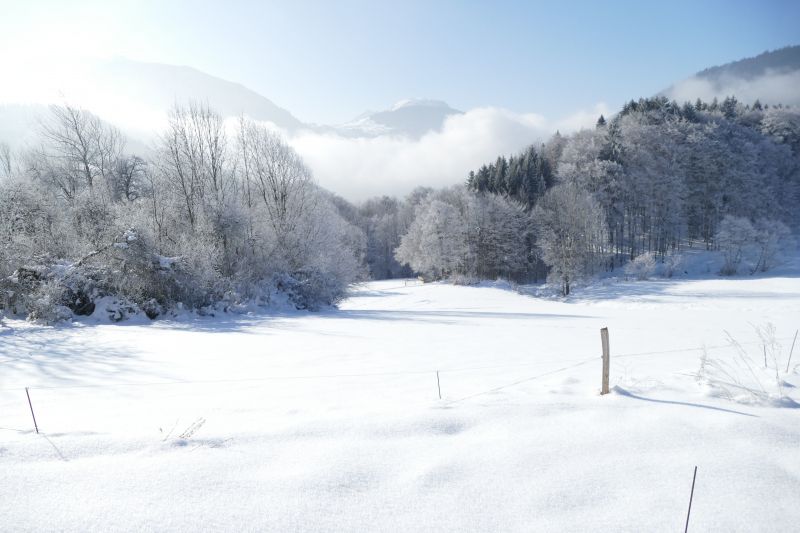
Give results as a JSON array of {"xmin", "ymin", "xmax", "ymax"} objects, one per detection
[
  {"xmin": 390, "ymin": 98, "xmax": 454, "ymax": 112},
  {"xmin": 334, "ymin": 99, "xmax": 462, "ymax": 139}
]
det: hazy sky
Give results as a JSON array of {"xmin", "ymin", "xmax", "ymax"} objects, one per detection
[{"xmin": 1, "ymin": 0, "xmax": 798, "ymax": 124}]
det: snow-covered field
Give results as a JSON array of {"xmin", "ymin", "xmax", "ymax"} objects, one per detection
[{"xmin": 2, "ymin": 273, "xmax": 799, "ymax": 532}]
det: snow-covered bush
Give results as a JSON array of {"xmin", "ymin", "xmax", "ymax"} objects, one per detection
[
  {"xmin": 449, "ymin": 273, "xmax": 480, "ymax": 285},
  {"xmin": 71, "ymin": 191, "xmax": 119, "ymax": 249},
  {"xmin": 69, "ymin": 228, "xmax": 195, "ymax": 317},
  {"xmin": 662, "ymin": 252, "xmax": 683, "ymax": 278},
  {"xmin": 750, "ymin": 218, "xmax": 794, "ymax": 274},
  {"xmin": 624, "ymin": 252, "xmax": 656, "ymax": 280},
  {"xmin": 25, "ymin": 278, "xmax": 72, "ymax": 324},
  {"xmin": 276, "ymin": 270, "xmax": 337, "ymax": 310},
  {"xmin": 716, "ymin": 215, "xmax": 756, "ymax": 275},
  {"xmin": 716, "ymin": 215, "xmax": 794, "ymax": 275}
]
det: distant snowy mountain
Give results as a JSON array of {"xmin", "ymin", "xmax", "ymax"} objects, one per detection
[
  {"xmin": 333, "ymin": 99, "xmax": 462, "ymax": 138},
  {"xmin": 0, "ymin": 58, "xmax": 460, "ymax": 145},
  {"xmin": 663, "ymin": 45, "xmax": 800, "ymax": 106},
  {"xmin": 91, "ymin": 58, "xmax": 304, "ymax": 132},
  {"xmin": 0, "ymin": 57, "xmax": 305, "ymax": 145}
]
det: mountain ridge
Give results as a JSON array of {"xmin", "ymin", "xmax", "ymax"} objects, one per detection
[
  {"xmin": 661, "ymin": 45, "xmax": 800, "ymax": 106},
  {"xmin": 695, "ymin": 45, "xmax": 800, "ymax": 83}
]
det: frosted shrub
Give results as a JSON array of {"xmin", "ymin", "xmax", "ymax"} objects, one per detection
[
  {"xmin": 141, "ymin": 298, "xmax": 163, "ymax": 320},
  {"xmin": 449, "ymin": 273, "xmax": 479, "ymax": 285},
  {"xmin": 72, "ymin": 191, "xmax": 118, "ymax": 249},
  {"xmin": 275, "ymin": 270, "xmax": 338, "ymax": 310},
  {"xmin": 715, "ymin": 216, "xmax": 794, "ymax": 275},
  {"xmin": 25, "ymin": 279, "xmax": 72, "ymax": 324},
  {"xmin": 696, "ymin": 325, "xmax": 795, "ymax": 407},
  {"xmin": 662, "ymin": 252, "xmax": 683, "ymax": 278},
  {"xmin": 750, "ymin": 218, "xmax": 794, "ymax": 274},
  {"xmin": 716, "ymin": 215, "xmax": 756, "ymax": 275},
  {"xmin": 101, "ymin": 298, "xmax": 140, "ymax": 322},
  {"xmin": 624, "ymin": 252, "xmax": 656, "ymax": 280},
  {"xmin": 73, "ymin": 228, "xmax": 191, "ymax": 318}
]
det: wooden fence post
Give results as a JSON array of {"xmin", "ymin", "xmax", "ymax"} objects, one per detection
[{"xmin": 600, "ymin": 328, "xmax": 610, "ymax": 395}]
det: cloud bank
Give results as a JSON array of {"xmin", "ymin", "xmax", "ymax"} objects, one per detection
[
  {"xmin": 0, "ymin": 55, "xmax": 613, "ymax": 202},
  {"xmin": 0, "ymin": 53, "xmax": 615, "ymax": 202},
  {"xmin": 289, "ymin": 103, "xmax": 608, "ymax": 201}
]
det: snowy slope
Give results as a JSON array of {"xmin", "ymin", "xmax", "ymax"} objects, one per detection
[
  {"xmin": 1, "ymin": 275, "xmax": 799, "ymax": 531},
  {"xmin": 91, "ymin": 58, "xmax": 305, "ymax": 131}
]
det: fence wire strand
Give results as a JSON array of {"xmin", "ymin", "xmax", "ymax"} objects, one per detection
[{"xmin": 0, "ymin": 336, "xmax": 795, "ymax": 393}]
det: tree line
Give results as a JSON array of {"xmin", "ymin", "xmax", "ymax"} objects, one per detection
[
  {"xmin": 1, "ymin": 95, "xmax": 798, "ymax": 321},
  {"xmin": 347, "ymin": 96, "xmax": 799, "ymax": 295}
]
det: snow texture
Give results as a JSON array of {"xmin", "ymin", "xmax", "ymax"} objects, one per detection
[{"xmin": 1, "ymin": 272, "xmax": 800, "ymax": 532}]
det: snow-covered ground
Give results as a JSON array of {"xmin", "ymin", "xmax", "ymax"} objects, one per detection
[{"xmin": 1, "ymin": 273, "xmax": 799, "ymax": 532}]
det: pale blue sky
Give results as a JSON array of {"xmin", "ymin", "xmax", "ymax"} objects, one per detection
[{"xmin": 1, "ymin": 0, "xmax": 798, "ymax": 123}]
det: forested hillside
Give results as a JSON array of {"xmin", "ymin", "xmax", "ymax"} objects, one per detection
[{"xmin": 348, "ymin": 97, "xmax": 799, "ymax": 294}]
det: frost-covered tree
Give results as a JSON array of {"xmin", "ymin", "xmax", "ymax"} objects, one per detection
[
  {"xmin": 32, "ymin": 104, "xmax": 124, "ymax": 202},
  {"xmin": 750, "ymin": 218, "xmax": 794, "ymax": 274},
  {"xmin": 761, "ymin": 107, "xmax": 800, "ymax": 155},
  {"xmin": 617, "ymin": 115, "xmax": 687, "ymax": 259},
  {"xmin": 716, "ymin": 215, "xmax": 756, "ymax": 275},
  {"xmin": 111, "ymin": 155, "xmax": 148, "ymax": 203},
  {"xmin": 156, "ymin": 102, "xmax": 231, "ymax": 231},
  {"xmin": 394, "ymin": 187, "xmax": 533, "ymax": 282},
  {"xmin": 465, "ymin": 192, "xmax": 531, "ymax": 280},
  {"xmin": 237, "ymin": 118, "xmax": 313, "ymax": 253},
  {"xmin": 466, "ymin": 144, "xmax": 552, "ymax": 209},
  {"xmin": 533, "ymin": 183, "xmax": 607, "ymax": 295},
  {"xmin": 395, "ymin": 198, "xmax": 467, "ymax": 279},
  {"xmin": 344, "ymin": 195, "xmax": 412, "ymax": 280},
  {"xmin": 715, "ymin": 216, "xmax": 794, "ymax": 275},
  {"xmin": 0, "ymin": 142, "xmax": 14, "ymax": 178}
]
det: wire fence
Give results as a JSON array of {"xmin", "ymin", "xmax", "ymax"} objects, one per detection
[
  {"xmin": 1, "ymin": 335, "xmax": 795, "ymax": 393},
  {"xmin": 1, "ymin": 334, "xmax": 797, "ymax": 437}
]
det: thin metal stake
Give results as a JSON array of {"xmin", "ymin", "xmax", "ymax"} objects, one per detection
[
  {"xmin": 600, "ymin": 327, "xmax": 610, "ymax": 395},
  {"xmin": 685, "ymin": 466, "xmax": 697, "ymax": 533},
  {"xmin": 787, "ymin": 330, "xmax": 798, "ymax": 373},
  {"xmin": 25, "ymin": 387, "xmax": 39, "ymax": 434},
  {"xmin": 436, "ymin": 371, "xmax": 442, "ymax": 400}
]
